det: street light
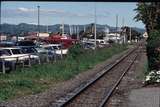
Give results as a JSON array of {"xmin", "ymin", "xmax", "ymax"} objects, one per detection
[
  {"xmin": 116, "ymin": 14, "xmax": 118, "ymax": 43},
  {"xmin": 37, "ymin": 5, "xmax": 40, "ymax": 42},
  {"xmin": 94, "ymin": 3, "xmax": 97, "ymax": 49}
]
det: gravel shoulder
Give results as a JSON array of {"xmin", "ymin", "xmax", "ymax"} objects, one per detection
[
  {"xmin": 106, "ymin": 43, "xmax": 160, "ymax": 107},
  {"xmin": 0, "ymin": 47, "xmax": 131, "ymax": 107}
]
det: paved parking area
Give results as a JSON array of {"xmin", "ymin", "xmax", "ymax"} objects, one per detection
[{"xmin": 129, "ymin": 87, "xmax": 160, "ymax": 107}]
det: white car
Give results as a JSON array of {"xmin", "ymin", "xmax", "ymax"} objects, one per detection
[
  {"xmin": 0, "ymin": 47, "xmax": 39, "ymax": 62},
  {"xmin": 41, "ymin": 44, "xmax": 68, "ymax": 55}
]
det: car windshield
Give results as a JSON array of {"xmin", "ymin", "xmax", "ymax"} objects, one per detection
[
  {"xmin": 11, "ymin": 49, "xmax": 22, "ymax": 54},
  {"xmin": 44, "ymin": 46, "xmax": 53, "ymax": 50},
  {"xmin": 0, "ymin": 50, "xmax": 11, "ymax": 56},
  {"xmin": 52, "ymin": 46, "xmax": 60, "ymax": 50},
  {"xmin": 22, "ymin": 47, "xmax": 37, "ymax": 53},
  {"xmin": 100, "ymin": 41, "xmax": 104, "ymax": 43},
  {"xmin": 17, "ymin": 41, "xmax": 36, "ymax": 46}
]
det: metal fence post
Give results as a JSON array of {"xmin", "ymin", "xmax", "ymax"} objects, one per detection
[
  {"xmin": 2, "ymin": 58, "xmax": 5, "ymax": 74},
  {"xmin": 46, "ymin": 51, "xmax": 49, "ymax": 63},
  {"xmin": 28, "ymin": 55, "xmax": 31, "ymax": 67},
  {"xmin": 38, "ymin": 57, "xmax": 41, "ymax": 64},
  {"xmin": 54, "ymin": 53, "xmax": 57, "ymax": 62}
]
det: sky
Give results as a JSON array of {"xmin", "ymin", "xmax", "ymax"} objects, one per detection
[{"xmin": 1, "ymin": 2, "xmax": 145, "ymax": 29}]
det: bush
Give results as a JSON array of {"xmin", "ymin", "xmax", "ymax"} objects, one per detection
[
  {"xmin": 67, "ymin": 43, "xmax": 85, "ymax": 60},
  {"xmin": 108, "ymin": 39, "xmax": 114, "ymax": 44},
  {"xmin": 147, "ymin": 30, "xmax": 160, "ymax": 70}
]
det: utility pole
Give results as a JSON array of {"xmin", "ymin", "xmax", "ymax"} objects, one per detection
[
  {"xmin": 69, "ymin": 24, "xmax": 71, "ymax": 35},
  {"xmin": 46, "ymin": 25, "xmax": 48, "ymax": 33},
  {"xmin": 78, "ymin": 25, "xmax": 80, "ymax": 40},
  {"xmin": 122, "ymin": 17, "xmax": 125, "ymax": 43},
  {"xmin": 116, "ymin": 14, "xmax": 118, "ymax": 43},
  {"xmin": 74, "ymin": 25, "xmax": 76, "ymax": 35},
  {"xmin": 130, "ymin": 27, "xmax": 132, "ymax": 43},
  {"xmin": 71, "ymin": 25, "xmax": 73, "ymax": 35},
  {"xmin": 84, "ymin": 25, "xmax": 86, "ymax": 32},
  {"xmin": 37, "ymin": 6, "xmax": 40, "ymax": 42},
  {"xmin": 94, "ymin": 3, "xmax": 97, "ymax": 49},
  {"xmin": 62, "ymin": 18, "xmax": 64, "ymax": 36}
]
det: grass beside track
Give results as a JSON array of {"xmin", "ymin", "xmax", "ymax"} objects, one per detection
[{"xmin": 0, "ymin": 44, "xmax": 128, "ymax": 101}]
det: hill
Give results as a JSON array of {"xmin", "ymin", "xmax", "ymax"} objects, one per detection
[{"xmin": 0, "ymin": 23, "xmax": 145, "ymax": 35}]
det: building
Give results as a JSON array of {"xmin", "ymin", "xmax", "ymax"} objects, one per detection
[
  {"xmin": 104, "ymin": 32, "xmax": 126, "ymax": 44},
  {"xmin": 104, "ymin": 33, "xmax": 120, "ymax": 41},
  {"xmin": 0, "ymin": 34, "xmax": 7, "ymax": 41},
  {"xmin": 39, "ymin": 33, "xmax": 49, "ymax": 38},
  {"xmin": 25, "ymin": 32, "xmax": 50, "ymax": 40}
]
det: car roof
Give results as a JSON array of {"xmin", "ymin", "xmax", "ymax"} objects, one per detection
[
  {"xmin": 41, "ymin": 44, "xmax": 61, "ymax": 47},
  {"xmin": 0, "ymin": 47, "xmax": 21, "ymax": 50}
]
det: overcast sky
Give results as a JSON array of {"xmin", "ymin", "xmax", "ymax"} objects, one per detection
[{"xmin": 1, "ymin": 2, "xmax": 145, "ymax": 28}]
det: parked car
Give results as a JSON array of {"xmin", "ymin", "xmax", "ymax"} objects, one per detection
[
  {"xmin": 16, "ymin": 40, "xmax": 36, "ymax": 47},
  {"xmin": 83, "ymin": 42, "xmax": 96, "ymax": 50},
  {"xmin": 35, "ymin": 46, "xmax": 56, "ymax": 61},
  {"xmin": 0, "ymin": 50, "xmax": 15, "ymax": 72},
  {"xmin": 0, "ymin": 47, "xmax": 39, "ymax": 64},
  {"xmin": 0, "ymin": 47, "xmax": 29, "ymax": 62},
  {"xmin": 0, "ymin": 60, "xmax": 15, "ymax": 73},
  {"xmin": 16, "ymin": 40, "xmax": 53, "ymax": 62},
  {"xmin": 17, "ymin": 46, "xmax": 40, "ymax": 61},
  {"xmin": 0, "ymin": 41, "xmax": 16, "ymax": 47},
  {"xmin": 41, "ymin": 44, "xmax": 68, "ymax": 55},
  {"xmin": 40, "ymin": 45, "xmax": 57, "ymax": 58}
]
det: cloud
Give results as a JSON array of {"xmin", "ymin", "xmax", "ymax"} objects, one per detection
[
  {"xmin": 18, "ymin": 7, "xmax": 34, "ymax": 12},
  {"xmin": 2, "ymin": 7, "xmax": 110, "ymax": 22},
  {"xmin": 66, "ymin": 12, "xmax": 110, "ymax": 19},
  {"xmin": 17, "ymin": 7, "xmax": 64, "ymax": 14},
  {"xmin": 41, "ymin": 9, "xmax": 64, "ymax": 13}
]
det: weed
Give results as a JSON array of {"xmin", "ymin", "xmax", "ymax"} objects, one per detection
[{"xmin": 0, "ymin": 44, "xmax": 128, "ymax": 101}]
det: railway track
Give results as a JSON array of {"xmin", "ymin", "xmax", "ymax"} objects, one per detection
[{"xmin": 50, "ymin": 43, "xmax": 141, "ymax": 107}]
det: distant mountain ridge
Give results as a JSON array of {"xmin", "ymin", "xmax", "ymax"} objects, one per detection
[{"xmin": 1, "ymin": 23, "xmax": 145, "ymax": 35}]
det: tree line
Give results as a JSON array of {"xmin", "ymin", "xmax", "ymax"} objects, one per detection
[{"xmin": 134, "ymin": 2, "xmax": 160, "ymax": 71}]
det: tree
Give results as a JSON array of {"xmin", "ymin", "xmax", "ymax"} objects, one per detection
[
  {"xmin": 121, "ymin": 26, "xmax": 141, "ymax": 40},
  {"xmin": 134, "ymin": 2, "xmax": 160, "ymax": 34}
]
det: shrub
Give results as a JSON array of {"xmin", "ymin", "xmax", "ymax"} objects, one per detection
[
  {"xmin": 147, "ymin": 30, "xmax": 160, "ymax": 70},
  {"xmin": 108, "ymin": 39, "xmax": 114, "ymax": 44},
  {"xmin": 67, "ymin": 43, "xmax": 85, "ymax": 60}
]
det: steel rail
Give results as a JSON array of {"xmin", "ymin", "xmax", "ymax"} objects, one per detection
[
  {"xmin": 51, "ymin": 45, "xmax": 139, "ymax": 107},
  {"xmin": 98, "ymin": 49, "xmax": 139, "ymax": 107}
]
